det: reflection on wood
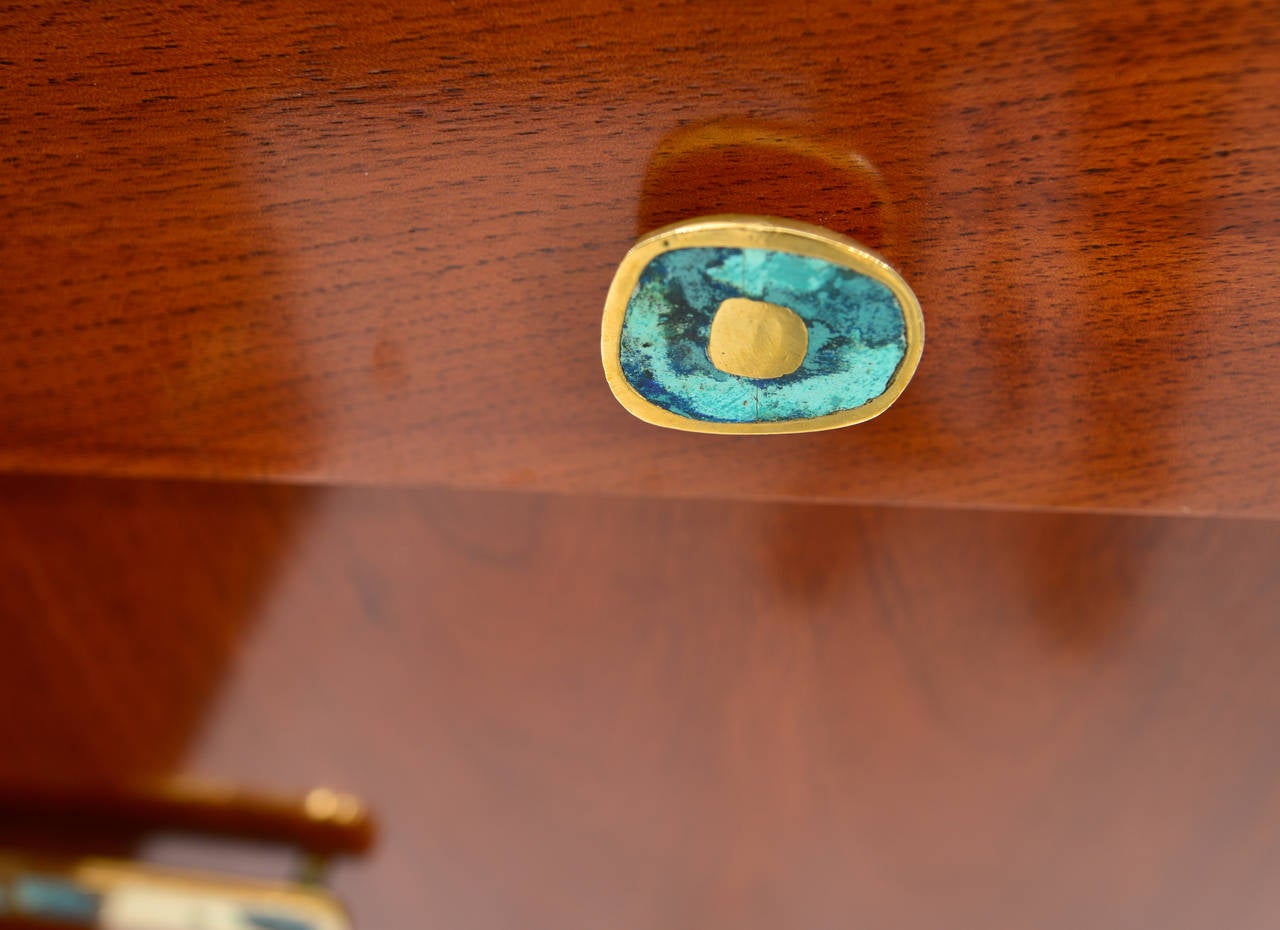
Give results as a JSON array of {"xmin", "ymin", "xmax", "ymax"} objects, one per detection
[
  {"xmin": 0, "ymin": 479, "xmax": 306, "ymax": 778},
  {"xmin": 3, "ymin": 476, "xmax": 1280, "ymax": 928}
]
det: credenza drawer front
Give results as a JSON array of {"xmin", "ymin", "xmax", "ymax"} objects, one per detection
[{"xmin": 1, "ymin": 0, "xmax": 1276, "ymax": 515}]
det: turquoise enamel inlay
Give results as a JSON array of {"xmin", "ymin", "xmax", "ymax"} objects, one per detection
[
  {"xmin": 619, "ymin": 247, "xmax": 907, "ymax": 423},
  {"xmin": 12, "ymin": 877, "xmax": 100, "ymax": 922},
  {"xmin": 245, "ymin": 909, "xmax": 325, "ymax": 930}
]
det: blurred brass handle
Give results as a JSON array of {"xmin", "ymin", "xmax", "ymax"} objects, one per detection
[
  {"xmin": 0, "ymin": 779, "xmax": 371, "ymax": 929},
  {"xmin": 0, "ymin": 777, "xmax": 374, "ymax": 857}
]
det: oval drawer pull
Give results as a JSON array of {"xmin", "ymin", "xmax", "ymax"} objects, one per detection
[{"xmin": 601, "ymin": 215, "xmax": 924, "ymax": 434}]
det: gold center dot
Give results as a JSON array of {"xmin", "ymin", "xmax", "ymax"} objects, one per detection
[{"xmin": 706, "ymin": 298, "xmax": 809, "ymax": 380}]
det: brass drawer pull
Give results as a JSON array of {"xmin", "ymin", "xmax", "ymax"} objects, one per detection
[{"xmin": 601, "ymin": 215, "xmax": 924, "ymax": 434}]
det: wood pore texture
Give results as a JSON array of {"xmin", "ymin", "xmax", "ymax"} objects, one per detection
[
  {"xmin": 3, "ymin": 475, "xmax": 1280, "ymax": 929},
  {"xmin": 1, "ymin": 1, "xmax": 1278, "ymax": 513}
]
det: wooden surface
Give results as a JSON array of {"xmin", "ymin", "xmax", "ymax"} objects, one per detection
[
  {"xmin": 4, "ymin": 474, "xmax": 1280, "ymax": 928},
  {"xmin": 0, "ymin": 1, "xmax": 1278, "ymax": 514}
]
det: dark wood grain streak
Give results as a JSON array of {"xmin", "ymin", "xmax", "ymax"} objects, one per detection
[
  {"xmin": 1, "ymin": 1, "xmax": 1278, "ymax": 514},
  {"xmin": 4, "ymin": 476, "xmax": 1280, "ymax": 928}
]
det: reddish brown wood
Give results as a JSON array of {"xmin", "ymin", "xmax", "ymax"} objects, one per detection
[
  {"xmin": 0, "ymin": 1, "xmax": 1277, "ymax": 514},
  {"xmin": 4, "ymin": 476, "xmax": 1280, "ymax": 928}
]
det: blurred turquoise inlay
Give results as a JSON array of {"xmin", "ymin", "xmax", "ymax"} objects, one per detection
[
  {"xmin": 619, "ymin": 247, "xmax": 907, "ymax": 422},
  {"xmin": 13, "ymin": 876, "xmax": 100, "ymax": 922}
]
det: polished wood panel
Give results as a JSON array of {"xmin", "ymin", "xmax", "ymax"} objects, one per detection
[
  {"xmin": 0, "ymin": 1, "xmax": 1277, "ymax": 514},
  {"xmin": 4, "ymin": 476, "xmax": 1280, "ymax": 928}
]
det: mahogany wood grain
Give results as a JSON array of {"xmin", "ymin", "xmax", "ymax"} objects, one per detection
[
  {"xmin": 4, "ymin": 475, "xmax": 1280, "ymax": 928},
  {"xmin": 0, "ymin": 0, "xmax": 1277, "ymax": 513}
]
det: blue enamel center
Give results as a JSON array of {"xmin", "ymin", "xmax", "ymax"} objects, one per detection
[{"xmin": 619, "ymin": 247, "xmax": 907, "ymax": 423}]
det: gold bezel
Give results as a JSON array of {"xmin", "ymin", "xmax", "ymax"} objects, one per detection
[{"xmin": 600, "ymin": 215, "xmax": 924, "ymax": 435}]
